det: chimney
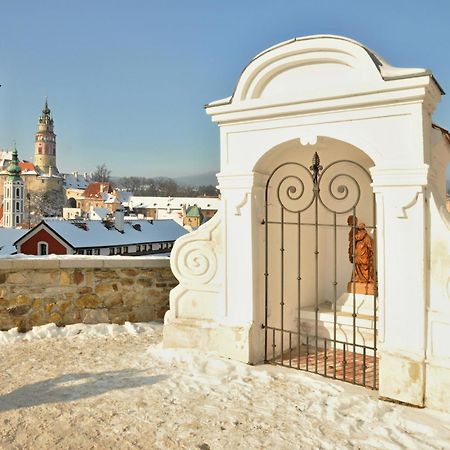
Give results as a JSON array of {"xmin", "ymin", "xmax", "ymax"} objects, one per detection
[{"xmin": 115, "ymin": 205, "xmax": 125, "ymax": 233}]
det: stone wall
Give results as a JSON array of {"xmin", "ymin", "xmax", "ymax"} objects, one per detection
[{"xmin": 0, "ymin": 256, "xmax": 177, "ymax": 331}]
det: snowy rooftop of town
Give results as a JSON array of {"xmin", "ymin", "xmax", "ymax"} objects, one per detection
[
  {"xmin": 63, "ymin": 172, "xmax": 92, "ymax": 190},
  {"xmin": 0, "ymin": 228, "xmax": 28, "ymax": 255},
  {"xmin": 128, "ymin": 196, "xmax": 220, "ymax": 210},
  {"xmin": 16, "ymin": 219, "xmax": 188, "ymax": 249}
]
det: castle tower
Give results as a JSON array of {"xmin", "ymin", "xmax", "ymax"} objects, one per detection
[
  {"xmin": 34, "ymin": 98, "xmax": 58, "ymax": 175},
  {"xmin": 3, "ymin": 146, "xmax": 24, "ymax": 228}
]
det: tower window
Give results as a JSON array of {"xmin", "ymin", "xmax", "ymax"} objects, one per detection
[
  {"xmin": 16, "ymin": 188, "xmax": 20, "ymax": 196},
  {"xmin": 38, "ymin": 147, "xmax": 42, "ymax": 154},
  {"xmin": 16, "ymin": 202, "xmax": 19, "ymax": 210},
  {"xmin": 15, "ymin": 215, "xmax": 19, "ymax": 225}
]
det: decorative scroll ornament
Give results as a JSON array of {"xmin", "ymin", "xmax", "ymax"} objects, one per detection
[
  {"xmin": 318, "ymin": 160, "xmax": 371, "ymax": 214},
  {"xmin": 270, "ymin": 163, "xmax": 315, "ymax": 213},
  {"xmin": 170, "ymin": 210, "xmax": 222, "ymax": 286}
]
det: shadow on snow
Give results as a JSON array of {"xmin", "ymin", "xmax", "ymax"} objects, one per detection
[{"xmin": 0, "ymin": 368, "xmax": 167, "ymax": 412}]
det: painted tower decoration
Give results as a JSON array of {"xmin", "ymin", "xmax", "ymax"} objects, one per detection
[
  {"xmin": 3, "ymin": 147, "xmax": 24, "ymax": 228},
  {"xmin": 34, "ymin": 99, "xmax": 59, "ymax": 177}
]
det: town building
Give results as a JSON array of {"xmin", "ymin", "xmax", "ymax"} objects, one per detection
[
  {"xmin": 14, "ymin": 215, "xmax": 187, "ymax": 256},
  {"xmin": 126, "ymin": 196, "xmax": 220, "ymax": 226},
  {"xmin": 76, "ymin": 182, "xmax": 114, "ymax": 213},
  {"xmin": 0, "ymin": 100, "xmax": 64, "ymax": 220},
  {"xmin": 182, "ymin": 205, "xmax": 203, "ymax": 228},
  {"xmin": 63, "ymin": 171, "xmax": 91, "ymax": 208},
  {"xmin": 2, "ymin": 147, "xmax": 25, "ymax": 228}
]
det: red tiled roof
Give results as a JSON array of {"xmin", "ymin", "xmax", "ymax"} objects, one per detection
[
  {"xmin": 83, "ymin": 182, "xmax": 113, "ymax": 199},
  {"xmin": 19, "ymin": 161, "xmax": 36, "ymax": 172}
]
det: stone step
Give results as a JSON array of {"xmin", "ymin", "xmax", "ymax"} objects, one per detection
[{"xmin": 299, "ymin": 302, "xmax": 377, "ymax": 352}]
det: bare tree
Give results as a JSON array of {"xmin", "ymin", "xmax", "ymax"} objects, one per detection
[
  {"xmin": 29, "ymin": 189, "xmax": 65, "ymax": 221},
  {"xmin": 91, "ymin": 163, "xmax": 111, "ymax": 182}
]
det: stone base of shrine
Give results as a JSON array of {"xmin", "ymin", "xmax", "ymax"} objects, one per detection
[
  {"xmin": 334, "ymin": 292, "xmax": 378, "ymax": 316},
  {"xmin": 163, "ymin": 317, "xmax": 255, "ymax": 363}
]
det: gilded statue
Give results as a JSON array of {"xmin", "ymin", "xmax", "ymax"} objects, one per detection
[{"xmin": 347, "ymin": 215, "xmax": 375, "ymax": 294}]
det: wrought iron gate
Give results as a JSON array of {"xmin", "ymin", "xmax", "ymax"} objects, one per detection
[{"xmin": 263, "ymin": 152, "xmax": 378, "ymax": 389}]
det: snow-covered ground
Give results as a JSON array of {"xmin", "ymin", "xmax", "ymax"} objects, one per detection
[{"xmin": 0, "ymin": 323, "xmax": 449, "ymax": 450}]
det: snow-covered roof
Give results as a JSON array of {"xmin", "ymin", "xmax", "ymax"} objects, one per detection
[
  {"xmin": 116, "ymin": 191, "xmax": 133, "ymax": 203},
  {"xmin": 104, "ymin": 193, "xmax": 120, "ymax": 204},
  {"xmin": 128, "ymin": 196, "xmax": 220, "ymax": 211},
  {"xmin": 63, "ymin": 172, "xmax": 91, "ymax": 189},
  {"xmin": 0, "ymin": 150, "xmax": 12, "ymax": 169},
  {"xmin": 89, "ymin": 208, "xmax": 110, "ymax": 220},
  {"xmin": 16, "ymin": 219, "xmax": 188, "ymax": 249},
  {"xmin": 0, "ymin": 228, "xmax": 28, "ymax": 255}
]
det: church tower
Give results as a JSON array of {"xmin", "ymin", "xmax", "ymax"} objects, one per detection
[
  {"xmin": 3, "ymin": 146, "xmax": 24, "ymax": 228},
  {"xmin": 34, "ymin": 99, "xmax": 59, "ymax": 176}
]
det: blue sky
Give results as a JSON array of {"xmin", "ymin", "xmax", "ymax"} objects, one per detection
[{"xmin": 1, "ymin": 0, "xmax": 450, "ymax": 178}]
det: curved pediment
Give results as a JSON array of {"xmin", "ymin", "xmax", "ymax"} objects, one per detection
[{"xmin": 226, "ymin": 35, "xmax": 430, "ymax": 105}]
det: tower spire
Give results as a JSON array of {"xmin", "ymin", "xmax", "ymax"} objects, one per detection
[
  {"xmin": 7, "ymin": 143, "xmax": 22, "ymax": 181},
  {"xmin": 35, "ymin": 98, "xmax": 58, "ymax": 176}
]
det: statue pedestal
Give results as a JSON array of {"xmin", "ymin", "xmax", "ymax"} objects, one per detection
[
  {"xmin": 346, "ymin": 281, "xmax": 375, "ymax": 295},
  {"xmin": 334, "ymin": 291, "xmax": 377, "ymax": 316}
]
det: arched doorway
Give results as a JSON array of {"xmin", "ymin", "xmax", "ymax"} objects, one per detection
[{"xmin": 262, "ymin": 142, "xmax": 377, "ymax": 389}]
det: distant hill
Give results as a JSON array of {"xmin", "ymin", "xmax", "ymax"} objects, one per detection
[{"xmin": 174, "ymin": 171, "xmax": 218, "ymax": 186}]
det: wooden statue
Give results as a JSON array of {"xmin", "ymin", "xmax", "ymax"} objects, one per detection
[{"xmin": 347, "ymin": 215, "xmax": 375, "ymax": 294}]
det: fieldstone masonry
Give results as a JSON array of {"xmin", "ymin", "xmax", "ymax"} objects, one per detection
[{"xmin": 0, "ymin": 256, "xmax": 176, "ymax": 331}]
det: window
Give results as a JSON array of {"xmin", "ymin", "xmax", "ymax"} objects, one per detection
[
  {"xmin": 116, "ymin": 247, "xmax": 122, "ymax": 254},
  {"xmin": 38, "ymin": 242, "xmax": 48, "ymax": 256},
  {"xmin": 16, "ymin": 202, "xmax": 19, "ymax": 210},
  {"xmin": 86, "ymin": 249, "xmax": 93, "ymax": 255},
  {"xmin": 109, "ymin": 248, "xmax": 115, "ymax": 255},
  {"xmin": 137, "ymin": 245, "xmax": 141, "ymax": 252},
  {"xmin": 15, "ymin": 215, "xmax": 19, "ymax": 225},
  {"xmin": 123, "ymin": 247, "xmax": 128, "ymax": 254},
  {"xmin": 94, "ymin": 249, "xmax": 100, "ymax": 255},
  {"xmin": 16, "ymin": 188, "xmax": 20, "ymax": 196}
]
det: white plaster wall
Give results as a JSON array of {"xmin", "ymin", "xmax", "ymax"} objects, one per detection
[{"xmin": 425, "ymin": 133, "xmax": 450, "ymax": 411}]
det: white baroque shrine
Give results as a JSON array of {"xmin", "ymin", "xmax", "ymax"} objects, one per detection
[{"xmin": 164, "ymin": 35, "xmax": 450, "ymax": 411}]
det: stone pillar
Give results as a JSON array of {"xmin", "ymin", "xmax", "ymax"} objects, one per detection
[
  {"xmin": 371, "ymin": 165, "xmax": 429, "ymax": 406},
  {"xmin": 163, "ymin": 171, "xmax": 267, "ymax": 364},
  {"xmin": 217, "ymin": 172, "xmax": 267, "ymax": 363}
]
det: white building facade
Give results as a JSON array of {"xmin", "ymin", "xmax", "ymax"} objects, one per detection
[
  {"xmin": 164, "ymin": 36, "xmax": 450, "ymax": 412},
  {"xmin": 2, "ymin": 147, "xmax": 24, "ymax": 228}
]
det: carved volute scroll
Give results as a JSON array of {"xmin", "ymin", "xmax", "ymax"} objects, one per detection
[{"xmin": 170, "ymin": 208, "xmax": 223, "ymax": 289}]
